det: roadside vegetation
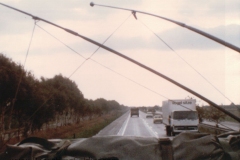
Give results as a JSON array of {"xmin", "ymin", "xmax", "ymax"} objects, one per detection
[
  {"xmin": 197, "ymin": 106, "xmax": 239, "ymax": 135},
  {"xmin": 197, "ymin": 106, "xmax": 226, "ymax": 125},
  {"xmin": 0, "ymin": 53, "xmax": 127, "ymax": 145}
]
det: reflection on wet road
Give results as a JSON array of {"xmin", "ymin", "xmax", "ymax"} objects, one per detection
[{"xmin": 97, "ymin": 110, "xmax": 168, "ymax": 138}]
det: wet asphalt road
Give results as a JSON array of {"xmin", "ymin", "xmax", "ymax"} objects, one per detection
[{"xmin": 96, "ymin": 110, "xmax": 168, "ymax": 138}]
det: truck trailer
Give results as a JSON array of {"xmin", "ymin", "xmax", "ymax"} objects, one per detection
[
  {"xmin": 162, "ymin": 99, "xmax": 199, "ymax": 136},
  {"xmin": 130, "ymin": 108, "xmax": 139, "ymax": 117}
]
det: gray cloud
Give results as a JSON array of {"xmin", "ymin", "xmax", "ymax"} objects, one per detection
[
  {"xmin": 177, "ymin": 0, "xmax": 240, "ymax": 17},
  {"xmin": 100, "ymin": 24, "xmax": 240, "ymax": 52},
  {"xmin": 0, "ymin": 0, "xmax": 143, "ymax": 36},
  {"xmin": 158, "ymin": 24, "xmax": 240, "ymax": 50},
  {"xmin": 1, "ymin": 0, "xmax": 142, "ymax": 22},
  {"xmin": 207, "ymin": 0, "xmax": 240, "ymax": 14}
]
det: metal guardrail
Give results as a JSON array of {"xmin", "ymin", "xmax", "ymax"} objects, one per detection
[{"xmin": 198, "ymin": 123, "xmax": 235, "ymax": 133}]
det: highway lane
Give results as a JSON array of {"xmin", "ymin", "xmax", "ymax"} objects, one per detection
[
  {"xmin": 96, "ymin": 110, "xmax": 168, "ymax": 138},
  {"xmin": 96, "ymin": 110, "xmax": 240, "ymax": 138}
]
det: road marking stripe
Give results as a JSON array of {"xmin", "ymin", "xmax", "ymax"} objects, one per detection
[
  {"xmin": 117, "ymin": 112, "xmax": 130, "ymax": 136},
  {"xmin": 140, "ymin": 114, "xmax": 158, "ymax": 138}
]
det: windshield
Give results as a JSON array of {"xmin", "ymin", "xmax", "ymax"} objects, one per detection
[
  {"xmin": 1, "ymin": 1, "xmax": 239, "ymax": 160},
  {"xmin": 173, "ymin": 111, "xmax": 198, "ymax": 120}
]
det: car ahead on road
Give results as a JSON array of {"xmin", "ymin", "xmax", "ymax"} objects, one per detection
[
  {"xmin": 153, "ymin": 114, "xmax": 163, "ymax": 124},
  {"xmin": 146, "ymin": 112, "xmax": 153, "ymax": 118}
]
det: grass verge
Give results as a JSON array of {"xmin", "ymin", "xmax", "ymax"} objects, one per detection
[
  {"xmin": 198, "ymin": 124, "xmax": 227, "ymax": 135},
  {"xmin": 0, "ymin": 110, "xmax": 126, "ymax": 152}
]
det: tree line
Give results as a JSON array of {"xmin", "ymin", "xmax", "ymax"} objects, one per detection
[
  {"xmin": 196, "ymin": 106, "xmax": 226, "ymax": 125},
  {"xmin": 0, "ymin": 53, "xmax": 126, "ymax": 137}
]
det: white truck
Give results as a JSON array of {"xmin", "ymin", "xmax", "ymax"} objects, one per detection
[{"xmin": 162, "ymin": 99, "xmax": 199, "ymax": 136}]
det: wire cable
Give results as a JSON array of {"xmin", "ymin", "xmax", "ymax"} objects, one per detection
[
  {"xmin": 69, "ymin": 13, "xmax": 132, "ymax": 78},
  {"xmin": 36, "ymin": 24, "xmax": 86, "ymax": 59},
  {"xmin": 0, "ymin": 21, "xmax": 36, "ymax": 150},
  {"xmin": 1, "ymin": 2, "xmax": 239, "ymax": 122},
  {"xmin": 90, "ymin": 2, "xmax": 240, "ymax": 54},
  {"xmin": 35, "ymin": 23, "xmax": 193, "ymax": 112},
  {"xmin": 9, "ymin": 21, "xmax": 36, "ymax": 123},
  {"xmin": 28, "ymin": 14, "xmax": 135, "ymax": 119},
  {"xmin": 32, "ymin": 16, "xmax": 193, "ymax": 120},
  {"xmin": 138, "ymin": 19, "xmax": 234, "ymax": 104}
]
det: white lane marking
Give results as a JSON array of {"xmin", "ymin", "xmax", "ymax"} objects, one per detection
[
  {"xmin": 141, "ymin": 118, "xmax": 158, "ymax": 138},
  {"xmin": 140, "ymin": 114, "xmax": 158, "ymax": 138},
  {"xmin": 117, "ymin": 112, "xmax": 130, "ymax": 136}
]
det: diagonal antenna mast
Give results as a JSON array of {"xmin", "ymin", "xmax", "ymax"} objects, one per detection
[
  {"xmin": 90, "ymin": 2, "xmax": 240, "ymax": 54},
  {"xmin": 1, "ymin": 2, "xmax": 240, "ymax": 122}
]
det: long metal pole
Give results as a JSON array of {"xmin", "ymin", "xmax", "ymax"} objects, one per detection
[
  {"xmin": 90, "ymin": 2, "xmax": 240, "ymax": 54},
  {"xmin": 1, "ymin": 2, "xmax": 240, "ymax": 122}
]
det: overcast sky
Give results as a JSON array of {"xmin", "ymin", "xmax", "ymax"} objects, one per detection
[{"xmin": 0, "ymin": 0, "xmax": 239, "ymax": 107}]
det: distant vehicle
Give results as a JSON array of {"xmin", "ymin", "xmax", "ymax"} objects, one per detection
[
  {"xmin": 130, "ymin": 108, "xmax": 139, "ymax": 117},
  {"xmin": 162, "ymin": 99, "xmax": 199, "ymax": 136},
  {"xmin": 153, "ymin": 114, "xmax": 163, "ymax": 123},
  {"xmin": 146, "ymin": 112, "xmax": 153, "ymax": 118},
  {"xmin": 147, "ymin": 108, "xmax": 155, "ymax": 114},
  {"xmin": 154, "ymin": 111, "xmax": 162, "ymax": 116}
]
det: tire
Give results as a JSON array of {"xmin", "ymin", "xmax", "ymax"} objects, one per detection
[
  {"xmin": 170, "ymin": 127, "xmax": 175, "ymax": 136},
  {"xmin": 166, "ymin": 126, "xmax": 171, "ymax": 136}
]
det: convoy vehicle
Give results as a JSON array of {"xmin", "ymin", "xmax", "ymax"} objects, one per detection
[
  {"xmin": 153, "ymin": 114, "xmax": 163, "ymax": 124},
  {"xmin": 146, "ymin": 112, "xmax": 153, "ymax": 118},
  {"xmin": 130, "ymin": 108, "xmax": 139, "ymax": 117},
  {"xmin": 162, "ymin": 99, "xmax": 199, "ymax": 136},
  {"xmin": 147, "ymin": 108, "xmax": 155, "ymax": 114}
]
